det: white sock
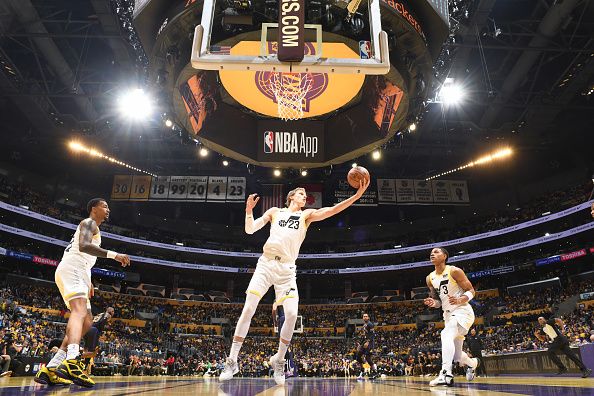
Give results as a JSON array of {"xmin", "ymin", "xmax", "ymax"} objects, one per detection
[
  {"xmin": 47, "ymin": 349, "xmax": 67, "ymax": 368},
  {"xmin": 458, "ymin": 352, "xmax": 477, "ymax": 368},
  {"xmin": 66, "ymin": 344, "xmax": 80, "ymax": 360},
  {"xmin": 277, "ymin": 341, "xmax": 289, "ymax": 359},
  {"xmin": 229, "ymin": 341, "xmax": 242, "ymax": 362}
]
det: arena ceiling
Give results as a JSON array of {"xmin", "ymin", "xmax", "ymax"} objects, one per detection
[{"xmin": 0, "ymin": 0, "xmax": 593, "ymax": 180}]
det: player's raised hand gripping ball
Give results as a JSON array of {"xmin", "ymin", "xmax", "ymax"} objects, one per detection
[{"xmin": 347, "ymin": 166, "xmax": 370, "ymax": 189}]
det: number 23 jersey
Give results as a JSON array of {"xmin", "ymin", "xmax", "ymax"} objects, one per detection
[
  {"xmin": 263, "ymin": 208, "xmax": 308, "ymax": 263},
  {"xmin": 429, "ymin": 265, "xmax": 472, "ymax": 314}
]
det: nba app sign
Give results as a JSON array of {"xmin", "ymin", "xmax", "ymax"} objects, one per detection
[
  {"xmin": 263, "ymin": 131, "xmax": 318, "ymax": 158},
  {"xmin": 258, "ymin": 120, "xmax": 324, "ymax": 163}
]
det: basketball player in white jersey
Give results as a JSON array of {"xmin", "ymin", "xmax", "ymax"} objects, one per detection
[
  {"xmin": 220, "ymin": 180, "xmax": 370, "ymax": 385},
  {"xmin": 36, "ymin": 198, "xmax": 129, "ymax": 388},
  {"xmin": 424, "ymin": 247, "xmax": 479, "ymax": 386}
]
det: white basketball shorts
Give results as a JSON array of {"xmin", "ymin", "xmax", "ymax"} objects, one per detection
[
  {"xmin": 246, "ymin": 255, "xmax": 298, "ymax": 304},
  {"xmin": 55, "ymin": 257, "xmax": 92, "ymax": 310},
  {"xmin": 445, "ymin": 305, "xmax": 475, "ymax": 335}
]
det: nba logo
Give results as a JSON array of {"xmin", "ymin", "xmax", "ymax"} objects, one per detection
[
  {"xmin": 264, "ymin": 131, "xmax": 274, "ymax": 153},
  {"xmin": 359, "ymin": 41, "xmax": 371, "ymax": 59}
]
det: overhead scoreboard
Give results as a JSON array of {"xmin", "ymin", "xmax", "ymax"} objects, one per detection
[{"xmin": 110, "ymin": 175, "xmax": 246, "ymax": 202}]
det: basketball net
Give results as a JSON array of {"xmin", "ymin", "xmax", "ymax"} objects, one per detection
[{"xmin": 268, "ymin": 72, "xmax": 313, "ymax": 121}]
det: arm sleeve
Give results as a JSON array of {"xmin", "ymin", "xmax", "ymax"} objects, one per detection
[{"xmin": 245, "ymin": 215, "xmax": 267, "ymax": 234}]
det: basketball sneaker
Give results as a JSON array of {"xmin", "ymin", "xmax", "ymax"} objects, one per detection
[
  {"xmin": 269, "ymin": 354, "xmax": 286, "ymax": 386},
  {"xmin": 466, "ymin": 358, "xmax": 479, "ymax": 381},
  {"xmin": 55, "ymin": 358, "xmax": 94, "ymax": 388},
  {"xmin": 429, "ymin": 370, "xmax": 454, "ymax": 387},
  {"xmin": 556, "ymin": 367, "xmax": 568, "ymax": 375},
  {"xmin": 219, "ymin": 358, "xmax": 239, "ymax": 381},
  {"xmin": 34, "ymin": 366, "xmax": 72, "ymax": 386},
  {"xmin": 582, "ymin": 368, "xmax": 592, "ymax": 378}
]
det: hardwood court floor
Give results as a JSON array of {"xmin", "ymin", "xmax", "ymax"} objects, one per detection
[{"xmin": 1, "ymin": 375, "xmax": 594, "ymax": 395}]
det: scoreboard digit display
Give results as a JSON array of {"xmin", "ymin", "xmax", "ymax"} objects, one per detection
[
  {"xmin": 129, "ymin": 176, "xmax": 151, "ymax": 201},
  {"xmin": 226, "ymin": 177, "xmax": 246, "ymax": 201},
  {"xmin": 186, "ymin": 176, "xmax": 208, "ymax": 201},
  {"xmin": 150, "ymin": 176, "xmax": 170, "ymax": 200},
  {"xmin": 207, "ymin": 176, "xmax": 228, "ymax": 202},
  {"xmin": 111, "ymin": 175, "xmax": 132, "ymax": 200},
  {"xmin": 168, "ymin": 176, "xmax": 189, "ymax": 200},
  {"xmin": 112, "ymin": 175, "xmax": 245, "ymax": 202}
]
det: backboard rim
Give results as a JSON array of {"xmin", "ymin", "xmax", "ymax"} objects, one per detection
[{"xmin": 191, "ymin": 0, "xmax": 390, "ymax": 74}]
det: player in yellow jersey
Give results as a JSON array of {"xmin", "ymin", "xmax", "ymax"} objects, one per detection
[
  {"xmin": 424, "ymin": 247, "xmax": 478, "ymax": 387},
  {"xmin": 220, "ymin": 180, "xmax": 370, "ymax": 385},
  {"xmin": 35, "ymin": 198, "xmax": 130, "ymax": 388}
]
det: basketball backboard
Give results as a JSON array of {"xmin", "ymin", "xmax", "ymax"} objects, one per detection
[{"xmin": 190, "ymin": 0, "xmax": 389, "ymax": 74}]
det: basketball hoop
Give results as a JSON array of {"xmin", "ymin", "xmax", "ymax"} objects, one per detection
[{"xmin": 268, "ymin": 72, "xmax": 313, "ymax": 121}]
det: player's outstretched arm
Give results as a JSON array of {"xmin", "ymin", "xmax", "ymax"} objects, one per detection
[
  {"xmin": 244, "ymin": 193, "xmax": 274, "ymax": 234},
  {"xmin": 423, "ymin": 275, "xmax": 441, "ymax": 308},
  {"xmin": 305, "ymin": 178, "xmax": 370, "ymax": 225},
  {"xmin": 78, "ymin": 219, "xmax": 130, "ymax": 266},
  {"xmin": 449, "ymin": 267, "xmax": 475, "ymax": 305}
]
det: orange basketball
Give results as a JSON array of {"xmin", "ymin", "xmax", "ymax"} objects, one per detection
[{"xmin": 347, "ymin": 166, "xmax": 370, "ymax": 189}]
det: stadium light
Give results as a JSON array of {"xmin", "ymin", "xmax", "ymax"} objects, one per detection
[
  {"xmin": 426, "ymin": 147, "xmax": 513, "ymax": 180},
  {"xmin": 408, "ymin": 123, "xmax": 417, "ymax": 132},
  {"xmin": 165, "ymin": 119, "xmax": 173, "ymax": 127},
  {"xmin": 351, "ymin": 162, "xmax": 357, "ymax": 168},
  {"xmin": 372, "ymin": 150, "xmax": 381, "ymax": 160},
  {"xmin": 301, "ymin": 169, "xmax": 308, "ymax": 176},
  {"xmin": 199, "ymin": 147, "xmax": 209, "ymax": 157},
  {"xmin": 438, "ymin": 78, "xmax": 465, "ymax": 106},
  {"xmin": 273, "ymin": 169, "xmax": 281, "ymax": 177},
  {"xmin": 68, "ymin": 140, "xmax": 157, "ymax": 177},
  {"xmin": 69, "ymin": 141, "xmax": 84, "ymax": 152},
  {"xmin": 222, "ymin": 160, "xmax": 229, "ymax": 167},
  {"xmin": 118, "ymin": 88, "xmax": 153, "ymax": 119}
]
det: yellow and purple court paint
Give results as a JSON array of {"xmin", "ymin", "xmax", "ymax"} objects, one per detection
[{"xmin": 5, "ymin": 375, "xmax": 594, "ymax": 395}]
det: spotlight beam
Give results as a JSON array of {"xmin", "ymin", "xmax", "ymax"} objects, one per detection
[
  {"xmin": 68, "ymin": 140, "xmax": 157, "ymax": 177},
  {"xmin": 425, "ymin": 147, "xmax": 513, "ymax": 181}
]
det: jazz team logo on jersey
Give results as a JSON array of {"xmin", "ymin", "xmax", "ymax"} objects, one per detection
[
  {"xmin": 264, "ymin": 131, "xmax": 274, "ymax": 153},
  {"xmin": 279, "ymin": 215, "xmax": 300, "ymax": 229}
]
